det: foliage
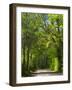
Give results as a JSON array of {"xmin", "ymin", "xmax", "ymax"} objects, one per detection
[{"xmin": 21, "ymin": 13, "xmax": 63, "ymax": 77}]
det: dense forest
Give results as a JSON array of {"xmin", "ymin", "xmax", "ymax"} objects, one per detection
[{"xmin": 21, "ymin": 13, "xmax": 63, "ymax": 77}]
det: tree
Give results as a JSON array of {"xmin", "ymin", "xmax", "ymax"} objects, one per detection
[{"xmin": 21, "ymin": 13, "xmax": 63, "ymax": 76}]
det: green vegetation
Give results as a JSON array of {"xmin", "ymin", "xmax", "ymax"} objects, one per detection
[{"xmin": 21, "ymin": 13, "xmax": 63, "ymax": 77}]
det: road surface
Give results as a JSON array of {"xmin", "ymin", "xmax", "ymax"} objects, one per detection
[{"xmin": 31, "ymin": 69, "xmax": 62, "ymax": 77}]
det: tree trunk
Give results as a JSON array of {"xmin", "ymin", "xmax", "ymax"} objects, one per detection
[
  {"xmin": 30, "ymin": 52, "xmax": 32, "ymax": 60},
  {"xmin": 57, "ymin": 46, "xmax": 63, "ymax": 73},
  {"xmin": 23, "ymin": 47, "xmax": 25, "ymax": 65},
  {"xmin": 22, "ymin": 46, "xmax": 26, "ymax": 76},
  {"xmin": 27, "ymin": 47, "xmax": 30, "ymax": 70}
]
